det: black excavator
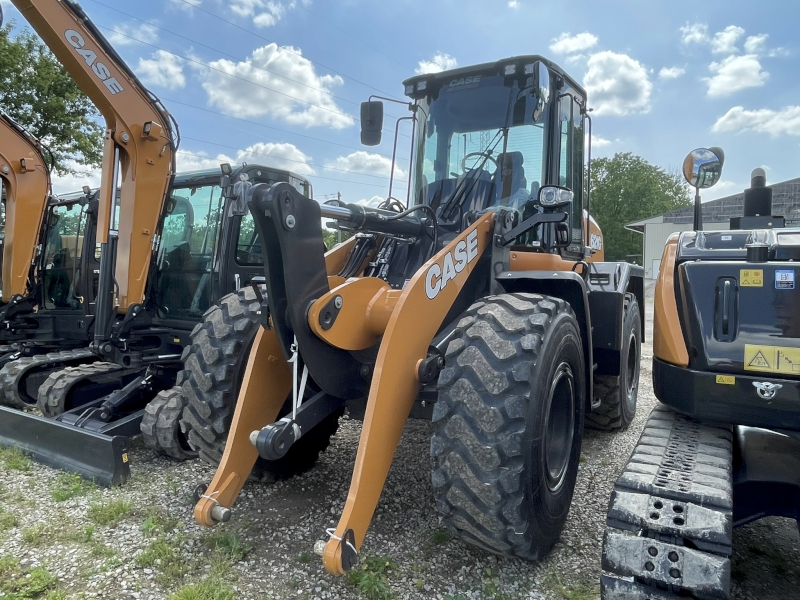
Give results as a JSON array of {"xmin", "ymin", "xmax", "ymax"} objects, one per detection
[{"xmin": 601, "ymin": 148, "xmax": 800, "ymax": 599}]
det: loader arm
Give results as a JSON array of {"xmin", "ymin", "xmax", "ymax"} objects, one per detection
[
  {"xmin": 11, "ymin": 0, "xmax": 176, "ymax": 314},
  {"xmin": 0, "ymin": 111, "xmax": 51, "ymax": 302}
]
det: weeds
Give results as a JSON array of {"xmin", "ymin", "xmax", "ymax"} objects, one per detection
[
  {"xmin": 0, "ymin": 554, "xmax": 59, "ymax": 598},
  {"xmin": 51, "ymin": 473, "xmax": 95, "ymax": 502},
  {"xmin": 0, "ymin": 507, "xmax": 17, "ymax": 532},
  {"xmin": 543, "ymin": 570, "xmax": 598, "ymax": 600},
  {"xmin": 170, "ymin": 576, "xmax": 235, "ymax": 600},
  {"xmin": 0, "ymin": 446, "xmax": 31, "ymax": 471},
  {"xmin": 136, "ymin": 537, "xmax": 189, "ymax": 586},
  {"xmin": 204, "ymin": 530, "xmax": 252, "ymax": 563},
  {"xmin": 140, "ymin": 507, "xmax": 179, "ymax": 536},
  {"xmin": 346, "ymin": 556, "xmax": 397, "ymax": 600},
  {"xmin": 87, "ymin": 498, "xmax": 133, "ymax": 527}
]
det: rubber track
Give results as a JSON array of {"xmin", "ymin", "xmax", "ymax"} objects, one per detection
[
  {"xmin": 0, "ymin": 348, "xmax": 96, "ymax": 408},
  {"xmin": 601, "ymin": 404, "xmax": 734, "ymax": 600},
  {"xmin": 141, "ymin": 386, "xmax": 196, "ymax": 460},
  {"xmin": 37, "ymin": 361, "xmax": 125, "ymax": 417}
]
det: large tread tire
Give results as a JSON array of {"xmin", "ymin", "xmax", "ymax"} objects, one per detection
[
  {"xmin": 180, "ymin": 286, "xmax": 340, "ymax": 482},
  {"xmin": 432, "ymin": 293, "xmax": 586, "ymax": 560},
  {"xmin": 587, "ymin": 294, "xmax": 641, "ymax": 432},
  {"xmin": 141, "ymin": 386, "xmax": 197, "ymax": 461}
]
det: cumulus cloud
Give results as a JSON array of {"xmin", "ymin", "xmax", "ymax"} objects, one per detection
[
  {"xmin": 201, "ymin": 44, "xmax": 353, "ymax": 129},
  {"xmin": 583, "ymin": 51, "xmax": 652, "ymax": 116},
  {"xmin": 744, "ymin": 34, "xmax": 768, "ymax": 54},
  {"xmin": 168, "ymin": 0, "xmax": 202, "ymax": 11},
  {"xmin": 591, "ymin": 135, "xmax": 612, "ymax": 148},
  {"xmin": 50, "ymin": 162, "xmax": 102, "ymax": 196},
  {"xmin": 508, "ymin": 0, "xmax": 520, "ymax": 7},
  {"xmin": 549, "ymin": 32, "xmax": 598, "ymax": 55},
  {"xmin": 415, "ymin": 53, "xmax": 457, "ymax": 75},
  {"xmin": 680, "ymin": 23, "xmax": 708, "ymax": 45},
  {"xmin": 706, "ymin": 54, "xmax": 767, "ymax": 97},
  {"xmin": 176, "ymin": 149, "xmax": 233, "ymax": 172},
  {"xmin": 107, "ymin": 21, "xmax": 159, "ymax": 46},
  {"xmin": 712, "ymin": 106, "xmax": 800, "ymax": 137},
  {"xmin": 176, "ymin": 142, "xmax": 313, "ymax": 174},
  {"xmin": 658, "ymin": 66, "xmax": 685, "ymax": 79},
  {"xmin": 230, "ymin": 0, "xmax": 300, "ymax": 28},
  {"xmin": 356, "ymin": 196, "xmax": 385, "ymax": 208},
  {"xmin": 325, "ymin": 151, "xmax": 405, "ymax": 179},
  {"xmin": 138, "ymin": 51, "xmax": 185, "ymax": 90},
  {"xmin": 711, "ymin": 25, "xmax": 745, "ymax": 54}
]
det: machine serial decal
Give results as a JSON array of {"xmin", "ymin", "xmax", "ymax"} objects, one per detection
[
  {"xmin": 775, "ymin": 269, "xmax": 795, "ymax": 290},
  {"xmin": 744, "ymin": 344, "xmax": 800, "ymax": 375},
  {"xmin": 425, "ymin": 229, "xmax": 479, "ymax": 300},
  {"xmin": 65, "ymin": 29, "xmax": 124, "ymax": 94},
  {"xmin": 739, "ymin": 269, "xmax": 763, "ymax": 287}
]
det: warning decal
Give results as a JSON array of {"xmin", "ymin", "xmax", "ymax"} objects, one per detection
[
  {"xmin": 744, "ymin": 344, "xmax": 800, "ymax": 374},
  {"xmin": 740, "ymin": 269, "xmax": 763, "ymax": 287}
]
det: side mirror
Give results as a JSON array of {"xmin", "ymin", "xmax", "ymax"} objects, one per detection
[
  {"xmin": 531, "ymin": 61, "xmax": 550, "ymax": 122},
  {"xmin": 683, "ymin": 147, "xmax": 724, "ymax": 189},
  {"xmin": 360, "ymin": 101, "xmax": 384, "ymax": 146}
]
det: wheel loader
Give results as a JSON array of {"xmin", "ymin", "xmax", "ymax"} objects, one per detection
[
  {"xmin": 189, "ymin": 56, "xmax": 645, "ymax": 574},
  {"xmin": 0, "ymin": 0, "xmax": 312, "ymax": 486},
  {"xmin": 601, "ymin": 150, "xmax": 800, "ymax": 599}
]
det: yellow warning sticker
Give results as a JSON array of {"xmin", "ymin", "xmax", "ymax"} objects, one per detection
[
  {"xmin": 740, "ymin": 269, "xmax": 764, "ymax": 287},
  {"xmin": 715, "ymin": 375, "xmax": 735, "ymax": 385},
  {"xmin": 744, "ymin": 344, "xmax": 800, "ymax": 374},
  {"xmin": 122, "ymin": 453, "xmax": 129, "ymax": 463}
]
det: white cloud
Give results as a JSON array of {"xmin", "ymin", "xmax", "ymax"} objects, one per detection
[
  {"xmin": 706, "ymin": 54, "xmax": 767, "ymax": 97},
  {"xmin": 549, "ymin": 32, "xmax": 598, "ymax": 55},
  {"xmin": 508, "ymin": 0, "xmax": 520, "ymax": 7},
  {"xmin": 591, "ymin": 135, "xmax": 612, "ymax": 148},
  {"xmin": 711, "ymin": 25, "xmax": 745, "ymax": 54},
  {"xmin": 176, "ymin": 149, "xmax": 233, "ymax": 172},
  {"xmin": 658, "ymin": 66, "xmax": 685, "ymax": 80},
  {"xmin": 201, "ymin": 44, "xmax": 353, "ymax": 129},
  {"xmin": 176, "ymin": 142, "xmax": 314, "ymax": 175},
  {"xmin": 415, "ymin": 53, "xmax": 458, "ymax": 75},
  {"xmin": 325, "ymin": 151, "xmax": 405, "ymax": 179},
  {"xmin": 680, "ymin": 23, "xmax": 708, "ymax": 45},
  {"xmin": 584, "ymin": 51, "xmax": 652, "ymax": 116},
  {"xmin": 168, "ymin": 0, "xmax": 202, "ymax": 12},
  {"xmin": 712, "ymin": 106, "xmax": 800, "ymax": 137},
  {"xmin": 744, "ymin": 34, "xmax": 768, "ymax": 54},
  {"xmin": 137, "ymin": 51, "xmax": 185, "ymax": 90},
  {"xmin": 230, "ymin": 0, "xmax": 297, "ymax": 28},
  {"xmin": 50, "ymin": 162, "xmax": 102, "ymax": 196},
  {"xmin": 355, "ymin": 196, "xmax": 385, "ymax": 208},
  {"xmin": 106, "ymin": 21, "xmax": 158, "ymax": 46}
]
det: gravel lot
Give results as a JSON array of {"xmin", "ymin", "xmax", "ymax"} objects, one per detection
[{"xmin": 0, "ymin": 301, "xmax": 798, "ymax": 599}]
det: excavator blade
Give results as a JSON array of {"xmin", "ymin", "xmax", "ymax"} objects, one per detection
[{"xmin": 0, "ymin": 406, "xmax": 129, "ymax": 486}]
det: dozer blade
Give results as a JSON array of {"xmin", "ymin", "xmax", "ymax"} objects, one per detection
[{"xmin": 0, "ymin": 406, "xmax": 129, "ymax": 486}]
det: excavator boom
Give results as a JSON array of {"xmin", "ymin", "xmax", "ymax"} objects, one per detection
[
  {"xmin": 0, "ymin": 111, "xmax": 51, "ymax": 302},
  {"xmin": 11, "ymin": 0, "xmax": 176, "ymax": 313}
]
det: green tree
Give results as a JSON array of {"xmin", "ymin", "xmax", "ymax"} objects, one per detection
[
  {"xmin": 323, "ymin": 228, "xmax": 351, "ymax": 250},
  {"xmin": 0, "ymin": 23, "xmax": 103, "ymax": 176},
  {"xmin": 589, "ymin": 152, "xmax": 691, "ymax": 261}
]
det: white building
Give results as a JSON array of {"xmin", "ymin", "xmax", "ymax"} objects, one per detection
[{"xmin": 626, "ymin": 177, "xmax": 800, "ymax": 280}]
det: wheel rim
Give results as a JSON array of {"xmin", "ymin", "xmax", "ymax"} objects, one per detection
[
  {"xmin": 544, "ymin": 362, "xmax": 575, "ymax": 493},
  {"xmin": 624, "ymin": 332, "xmax": 639, "ymax": 406}
]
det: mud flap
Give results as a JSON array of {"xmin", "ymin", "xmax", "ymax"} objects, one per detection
[{"xmin": 0, "ymin": 406, "xmax": 129, "ymax": 486}]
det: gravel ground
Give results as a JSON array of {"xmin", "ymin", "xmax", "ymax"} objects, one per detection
[{"xmin": 0, "ymin": 301, "xmax": 798, "ymax": 599}]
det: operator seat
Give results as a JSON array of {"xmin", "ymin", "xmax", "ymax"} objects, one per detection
[{"xmin": 493, "ymin": 151, "xmax": 527, "ymax": 207}]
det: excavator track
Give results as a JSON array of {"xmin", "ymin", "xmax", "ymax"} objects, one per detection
[
  {"xmin": 601, "ymin": 404, "xmax": 734, "ymax": 600},
  {"xmin": 0, "ymin": 348, "xmax": 96, "ymax": 408},
  {"xmin": 37, "ymin": 361, "xmax": 128, "ymax": 417}
]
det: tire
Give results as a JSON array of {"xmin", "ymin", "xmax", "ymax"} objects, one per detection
[
  {"xmin": 586, "ymin": 294, "xmax": 641, "ymax": 432},
  {"xmin": 141, "ymin": 385, "xmax": 197, "ymax": 461},
  {"xmin": 432, "ymin": 293, "xmax": 586, "ymax": 560},
  {"xmin": 179, "ymin": 286, "xmax": 340, "ymax": 482}
]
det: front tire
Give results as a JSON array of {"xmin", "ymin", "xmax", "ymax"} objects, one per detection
[{"xmin": 432, "ymin": 293, "xmax": 585, "ymax": 560}]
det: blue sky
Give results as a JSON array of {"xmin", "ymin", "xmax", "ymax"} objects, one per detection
[{"xmin": 2, "ymin": 0, "xmax": 799, "ymax": 208}]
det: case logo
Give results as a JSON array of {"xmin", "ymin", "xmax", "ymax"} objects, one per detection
[
  {"xmin": 753, "ymin": 381, "xmax": 782, "ymax": 400},
  {"xmin": 65, "ymin": 29, "xmax": 124, "ymax": 95},
  {"xmin": 425, "ymin": 229, "xmax": 479, "ymax": 300},
  {"xmin": 449, "ymin": 75, "xmax": 482, "ymax": 88}
]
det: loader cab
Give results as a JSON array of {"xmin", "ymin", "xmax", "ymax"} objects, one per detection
[
  {"xmin": 400, "ymin": 57, "xmax": 587, "ymax": 257},
  {"xmin": 153, "ymin": 164, "xmax": 312, "ymax": 322}
]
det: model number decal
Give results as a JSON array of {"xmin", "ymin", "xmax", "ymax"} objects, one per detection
[
  {"xmin": 589, "ymin": 233, "xmax": 602, "ymax": 251},
  {"xmin": 65, "ymin": 29, "xmax": 124, "ymax": 95},
  {"xmin": 425, "ymin": 229, "xmax": 479, "ymax": 300}
]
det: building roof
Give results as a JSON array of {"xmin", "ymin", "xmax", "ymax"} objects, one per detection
[{"xmin": 626, "ymin": 176, "xmax": 800, "ymax": 232}]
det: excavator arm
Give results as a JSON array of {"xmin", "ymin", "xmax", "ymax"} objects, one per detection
[
  {"xmin": 11, "ymin": 0, "xmax": 176, "ymax": 315},
  {"xmin": 0, "ymin": 111, "xmax": 51, "ymax": 302}
]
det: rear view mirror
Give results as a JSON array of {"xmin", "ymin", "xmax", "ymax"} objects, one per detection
[
  {"xmin": 360, "ymin": 101, "xmax": 384, "ymax": 146},
  {"xmin": 683, "ymin": 147, "xmax": 724, "ymax": 189},
  {"xmin": 531, "ymin": 61, "xmax": 550, "ymax": 122}
]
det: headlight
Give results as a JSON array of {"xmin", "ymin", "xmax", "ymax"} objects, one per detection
[{"xmin": 538, "ymin": 186, "xmax": 574, "ymax": 208}]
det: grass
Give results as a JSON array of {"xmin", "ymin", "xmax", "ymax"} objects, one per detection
[
  {"xmin": 346, "ymin": 556, "xmax": 397, "ymax": 600},
  {"xmin": 170, "ymin": 577, "xmax": 235, "ymax": 600},
  {"xmin": 0, "ymin": 507, "xmax": 18, "ymax": 532},
  {"xmin": 0, "ymin": 555, "xmax": 59, "ymax": 598},
  {"xmin": 50, "ymin": 473, "xmax": 95, "ymax": 502},
  {"xmin": 429, "ymin": 527, "xmax": 452, "ymax": 546},
  {"xmin": 204, "ymin": 530, "xmax": 252, "ymax": 563},
  {"xmin": 0, "ymin": 446, "xmax": 31, "ymax": 471},
  {"xmin": 136, "ymin": 537, "xmax": 189, "ymax": 586},
  {"xmin": 87, "ymin": 498, "xmax": 133, "ymax": 527},
  {"xmin": 544, "ymin": 571, "xmax": 598, "ymax": 600},
  {"xmin": 140, "ymin": 507, "xmax": 180, "ymax": 536}
]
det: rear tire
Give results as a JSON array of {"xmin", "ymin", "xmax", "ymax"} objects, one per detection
[
  {"xmin": 586, "ymin": 294, "xmax": 641, "ymax": 432},
  {"xmin": 141, "ymin": 386, "xmax": 197, "ymax": 461},
  {"xmin": 180, "ymin": 286, "xmax": 340, "ymax": 481},
  {"xmin": 432, "ymin": 293, "xmax": 585, "ymax": 560}
]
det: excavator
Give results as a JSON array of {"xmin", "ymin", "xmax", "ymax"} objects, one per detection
[
  {"xmin": 601, "ymin": 150, "xmax": 800, "ymax": 600},
  {"xmin": 0, "ymin": 0, "xmax": 312, "ymax": 485},
  {"xmin": 188, "ymin": 56, "xmax": 644, "ymax": 574}
]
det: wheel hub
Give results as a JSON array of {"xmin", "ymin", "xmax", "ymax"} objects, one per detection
[{"xmin": 544, "ymin": 362, "xmax": 575, "ymax": 493}]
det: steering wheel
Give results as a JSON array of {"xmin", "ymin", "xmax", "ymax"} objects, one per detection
[{"xmin": 461, "ymin": 151, "xmax": 497, "ymax": 174}]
